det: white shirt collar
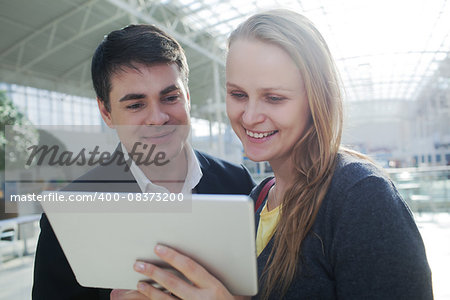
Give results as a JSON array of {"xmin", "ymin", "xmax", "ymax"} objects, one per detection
[{"xmin": 121, "ymin": 143, "xmax": 202, "ymax": 194}]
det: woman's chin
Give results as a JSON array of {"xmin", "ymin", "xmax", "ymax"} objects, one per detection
[{"xmin": 244, "ymin": 151, "xmax": 272, "ymax": 163}]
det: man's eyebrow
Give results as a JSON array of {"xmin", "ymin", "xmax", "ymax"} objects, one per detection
[
  {"xmin": 160, "ymin": 85, "xmax": 180, "ymax": 96},
  {"xmin": 118, "ymin": 93, "xmax": 146, "ymax": 102}
]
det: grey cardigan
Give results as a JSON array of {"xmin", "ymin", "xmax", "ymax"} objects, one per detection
[{"xmin": 251, "ymin": 153, "xmax": 433, "ymax": 299}]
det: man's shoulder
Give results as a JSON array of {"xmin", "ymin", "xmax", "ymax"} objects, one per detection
[
  {"xmin": 62, "ymin": 160, "xmax": 138, "ymax": 192},
  {"xmin": 194, "ymin": 150, "xmax": 256, "ymax": 194},
  {"xmin": 194, "ymin": 150, "xmax": 250, "ymax": 173}
]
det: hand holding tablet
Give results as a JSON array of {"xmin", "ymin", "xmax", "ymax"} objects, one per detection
[
  {"xmin": 41, "ymin": 193, "xmax": 258, "ymax": 296},
  {"xmin": 128, "ymin": 245, "xmax": 249, "ymax": 299}
]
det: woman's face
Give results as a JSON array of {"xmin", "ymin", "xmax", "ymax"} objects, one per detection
[{"xmin": 226, "ymin": 39, "xmax": 310, "ymax": 165}]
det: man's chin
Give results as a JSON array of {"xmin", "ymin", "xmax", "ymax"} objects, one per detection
[
  {"xmin": 140, "ymin": 128, "xmax": 178, "ymax": 145},
  {"xmin": 129, "ymin": 143, "xmax": 186, "ymax": 168}
]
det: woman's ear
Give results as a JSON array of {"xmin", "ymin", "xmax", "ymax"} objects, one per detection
[{"xmin": 186, "ymin": 90, "xmax": 191, "ymax": 111}]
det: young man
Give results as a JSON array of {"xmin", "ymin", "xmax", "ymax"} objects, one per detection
[{"xmin": 32, "ymin": 24, "xmax": 255, "ymax": 299}]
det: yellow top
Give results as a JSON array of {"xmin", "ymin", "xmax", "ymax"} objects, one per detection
[{"xmin": 256, "ymin": 200, "xmax": 281, "ymax": 256}]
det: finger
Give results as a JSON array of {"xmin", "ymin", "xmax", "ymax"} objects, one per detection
[
  {"xmin": 110, "ymin": 289, "xmax": 148, "ymax": 300},
  {"xmin": 134, "ymin": 261, "xmax": 195, "ymax": 299},
  {"xmin": 137, "ymin": 282, "xmax": 176, "ymax": 300},
  {"xmin": 153, "ymin": 245, "xmax": 221, "ymax": 289}
]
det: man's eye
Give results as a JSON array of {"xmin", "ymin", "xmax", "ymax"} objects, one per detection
[
  {"xmin": 126, "ymin": 103, "xmax": 144, "ymax": 110},
  {"xmin": 164, "ymin": 95, "xmax": 180, "ymax": 102}
]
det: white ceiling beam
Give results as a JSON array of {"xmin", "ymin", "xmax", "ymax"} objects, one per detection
[
  {"xmin": 5, "ymin": 9, "xmax": 127, "ymax": 79},
  {"xmin": 46, "ymin": 23, "xmax": 58, "ymax": 51},
  {"xmin": 79, "ymin": 1, "xmax": 95, "ymax": 32},
  {"xmin": 104, "ymin": 0, "xmax": 225, "ymax": 66},
  {"xmin": 15, "ymin": 44, "xmax": 25, "ymax": 69},
  {"xmin": 0, "ymin": 0, "xmax": 100, "ymax": 61},
  {"xmin": 61, "ymin": 58, "xmax": 91, "ymax": 79}
]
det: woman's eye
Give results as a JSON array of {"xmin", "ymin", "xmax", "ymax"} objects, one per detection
[
  {"xmin": 230, "ymin": 92, "xmax": 247, "ymax": 99},
  {"xmin": 267, "ymin": 95, "xmax": 285, "ymax": 102}
]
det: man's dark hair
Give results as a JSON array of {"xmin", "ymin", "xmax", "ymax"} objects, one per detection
[{"xmin": 91, "ymin": 24, "xmax": 189, "ymax": 111}]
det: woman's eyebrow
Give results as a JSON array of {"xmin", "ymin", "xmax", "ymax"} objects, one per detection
[
  {"xmin": 226, "ymin": 82, "xmax": 242, "ymax": 89},
  {"xmin": 227, "ymin": 82, "xmax": 292, "ymax": 92},
  {"xmin": 258, "ymin": 87, "xmax": 293, "ymax": 92}
]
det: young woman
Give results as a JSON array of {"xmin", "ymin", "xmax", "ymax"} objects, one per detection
[{"xmin": 116, "ymin": 9, "xmax": 433, "ymax": 300}]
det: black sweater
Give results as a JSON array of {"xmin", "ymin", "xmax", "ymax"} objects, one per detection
[{"xmin": 251, "ymin": 153, "xmax": 433, "ymax": 299}]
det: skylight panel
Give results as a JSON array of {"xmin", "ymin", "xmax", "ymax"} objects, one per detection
[{"xmin": 169, "ymin": 0, "xmax": 449, "ymax": 102}]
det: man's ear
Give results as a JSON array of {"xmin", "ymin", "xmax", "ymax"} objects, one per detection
[{"xmin": 97, "ymin": 98, "xmax": 114, "ymax": 128}]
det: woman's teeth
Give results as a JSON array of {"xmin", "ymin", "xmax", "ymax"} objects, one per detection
[{"xmin": 246, "ymin": 129, "xmax": 277, "ymax": 139}]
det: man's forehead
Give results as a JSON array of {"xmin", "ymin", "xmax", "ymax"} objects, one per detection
[
  {"xmin": 110, "ymin": 63, "xmax": 184, "ymax": 87},
  {"xmin": 113, "ymin": 61, "xmax": 180, "ymax": 76}
]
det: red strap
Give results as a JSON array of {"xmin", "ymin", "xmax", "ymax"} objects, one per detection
[{"xmin": 254, "ymin": 178, "xmax": 275, "ymax": 212}]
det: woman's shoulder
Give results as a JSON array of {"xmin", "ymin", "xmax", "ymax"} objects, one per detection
[
  {"xmin": 325, "ymin": 150, "xmax": 404, "ymax": 210},
  {"xmin": 326, "ymin": 150, "xmax": 406, "ymax": 214},
  {"xmin": 331, "ymin": 150, "xmax": 389, "ymax": 191},
  {"xmin": 249, "ymin": 176, "xmax": 275, "ymax": 201},
  {"xmin": 318, "ymin": 152, "xmax": 432, "ymax": 299}
]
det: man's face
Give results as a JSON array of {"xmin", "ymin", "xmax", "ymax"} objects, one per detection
[{"xmin": 98, "ymin": 63, "xmax": 191, "ymax": 165}]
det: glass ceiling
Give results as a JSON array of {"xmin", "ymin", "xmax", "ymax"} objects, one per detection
[{"xmin": 173, "ymin": 0, "xmax": 450, "ymax": 102}]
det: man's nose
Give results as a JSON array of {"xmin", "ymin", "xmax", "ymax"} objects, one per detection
[
  {"xmin": 144, "ymin": 104, "xmax": 170, "ymax": 125},
  {"xmin": 242, "ymin": 100, "xmax": 264, "ymax": 125}
]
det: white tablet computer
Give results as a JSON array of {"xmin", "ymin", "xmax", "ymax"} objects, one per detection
[{"xmin": 40, "ymin": 192, "xmax": 258, "ymax": 296}]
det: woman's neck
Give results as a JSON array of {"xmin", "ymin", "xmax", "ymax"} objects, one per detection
[{"xmin": 268, "ymin": 157, "xmax": 296, "ymax": 210}]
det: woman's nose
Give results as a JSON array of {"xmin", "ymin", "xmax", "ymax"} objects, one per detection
[{"xmin": 242, "ymin": 100, "xmax": 264, "ymax": 125}]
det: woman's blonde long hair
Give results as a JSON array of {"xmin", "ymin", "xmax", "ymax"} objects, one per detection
[{"xmin": 228, "ymin": 10, "xmax": 343, "ymax": 299}]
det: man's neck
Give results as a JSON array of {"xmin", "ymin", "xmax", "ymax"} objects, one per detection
[{"xmin": 139, "ymin": 147, "xmax": 188, "ymax": 193}]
